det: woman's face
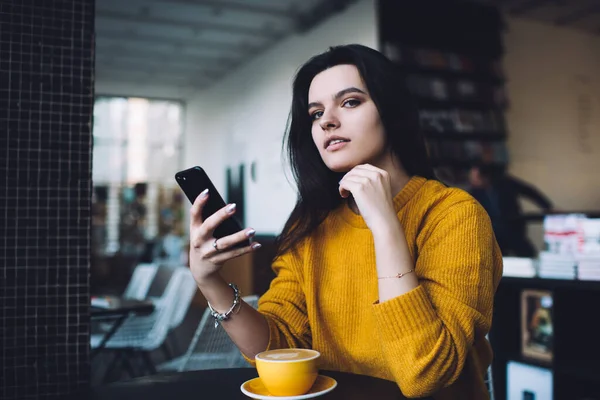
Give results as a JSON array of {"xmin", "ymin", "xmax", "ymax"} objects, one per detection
[{"xmin": 308, "ymin": 64, "xmax": 388, "ymax": 173}]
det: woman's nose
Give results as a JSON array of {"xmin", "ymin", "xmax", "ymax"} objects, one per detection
[{"xmin": 319, "ymin": 111, "xmax": 340, "ymax": 130}]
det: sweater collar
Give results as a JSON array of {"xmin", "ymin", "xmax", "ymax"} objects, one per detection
[{"xmin": 337, "ymin": 175, "xmax": 427, "ymax": 228}]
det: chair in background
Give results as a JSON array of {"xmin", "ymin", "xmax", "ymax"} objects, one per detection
[
  {"xmin": 158, "ymin": 295, "xmax": 259, "ymax": 372},
  {"xmin": 485, "ymin": 334, "xmax": 495, "ymax": 400},
  {"xmin": 485, "ymin": 363, "xmax": 495, "ymax": 400},
  {"xmin": 123, "ymin": 263, "xmax": 159, "ymax": 300},
  {"xmin": 91, "ymin": 267, "xmax": 197, "ymax": 377},
  {"xmin": 180, "ymin": 295, "xmax": 259, "ymax": 371},
  {"xmin": 160, "ymin": 264, "xmax": 198, "ymax": 357},
  {"xmin": 93, "ymin": 263, "xmax": 159, "ymax": 333}
]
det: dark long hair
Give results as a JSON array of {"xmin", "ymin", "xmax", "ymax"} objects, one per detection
[{"xmin": 276, "ymin": 44, "xmax": 435, "ymax": 256}]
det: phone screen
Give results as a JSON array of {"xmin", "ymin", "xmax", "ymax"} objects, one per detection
[{"xmin": 175, "ymin": 166, "xmax": 249, "ymax": 246}]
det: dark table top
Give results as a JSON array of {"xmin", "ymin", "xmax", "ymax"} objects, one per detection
[
  {"xmin": 73, "ymin": 368, "xmax": 416, "ymax": 400},
  {"xmin": 90, "ymin": 296, "xmax": 155, "ymax": 318}
]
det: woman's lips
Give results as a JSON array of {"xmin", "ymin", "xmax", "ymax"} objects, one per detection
[{"xmin": 326, "ymin": 140, "xmax": 349, "ymax": 152}]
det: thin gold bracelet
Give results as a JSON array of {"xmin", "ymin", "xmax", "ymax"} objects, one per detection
[{"xmin": 378, "ymin": 269, "xmax": 415, "ymax": 279}]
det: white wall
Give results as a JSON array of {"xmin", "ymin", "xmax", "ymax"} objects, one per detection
[
  {"xmin": 184, "ymin": 0, "xmax": 377, "ymax": 234},
  {"xmin": 503, "ymin": 17, "xmax": 600, "ymax": 249}
]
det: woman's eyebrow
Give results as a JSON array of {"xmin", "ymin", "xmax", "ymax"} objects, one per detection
[{"xmin": 308, "ymin": 86, "xmax": 366, "ymax": 109}]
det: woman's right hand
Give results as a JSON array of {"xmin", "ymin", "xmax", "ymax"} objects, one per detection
[{"xmin": 189, "ymin": 189, "xmax": 261, "ymax": 286}]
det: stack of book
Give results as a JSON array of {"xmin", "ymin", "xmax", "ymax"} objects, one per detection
[
  {"xmin": 538, "ymin": 251, "xmax": 576, "ymax": 280},
  {"xmin": 575, "ymin": 218, "xmax": 600, "ymax": 280},
  {"xmin": 502, "ymin": 257, "xmax": 536, "ymax": 278},
  {"xmin": 576, "ymin": 254, "xmax": 600, "ymax": 281}
]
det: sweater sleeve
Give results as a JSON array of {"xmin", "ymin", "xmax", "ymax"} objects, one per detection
[
  {"xmin": 242, "ymin": 249, "xmax": 311, "ymax": 365},
  {"xmin": 371, "ymin": 200, "xmax": 501, "ymax": 397}
]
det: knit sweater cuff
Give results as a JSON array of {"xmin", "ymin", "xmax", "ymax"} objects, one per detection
[{"xmin": 372, "ymin": 285, "xmax": 438, "ymax": 337}]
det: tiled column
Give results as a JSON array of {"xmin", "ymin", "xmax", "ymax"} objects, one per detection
[{"xmin": 0, "ymin": 1, "xmax": 95, "ymax": 398}]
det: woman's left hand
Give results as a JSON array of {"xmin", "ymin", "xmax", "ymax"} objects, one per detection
[{"xmin": 339, "ymin": 164, "xmax": 398, "ymax": 233}]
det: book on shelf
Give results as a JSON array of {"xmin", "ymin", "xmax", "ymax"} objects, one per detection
[
  {"xmin": 521, "ymin": 289, "xmax": 554, "ymax": 363},
  {"xmin": 502, "ymin": 257, "xmax": 536, "ymax": 278},
  {"xmin": 576, "ymin": 252, "xmax": 600, "ymax": 281},
  {"xmin": 538, "ymin": 251, "xmax": 577, "ymax": 280},
  {"xmin": 406, "ymin": 74, "xmax": 505, "ymax": 107},
  {"xmin": 382, "ymin": 42, "xmax": 505, "ymax": 80},
  {"xmin": 542, "ymin": 215, "xmax": 600, "ymax": 280},
  {"xmin": 425, "ymin": 140, "xmax": 508, "ymax": 165},
  {"xmin": 507, "ymin": 361, "xmax": 553, "ymax": 400},
  {"xmin": 538, "ymin": 270, "xmax": 576, "ymax": 280},
  {"xmin": 419, "ymin": 109, "xmax": 506, "ymax": 134}
]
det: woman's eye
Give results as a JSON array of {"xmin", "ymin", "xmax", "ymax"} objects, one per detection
[
  {"xmin": 343, "ymin": 99, "xmax": 360, "ymax": 108},
  {"xmin": 310, "ymin": 111, "xmax": 323, "ymax": 120}
]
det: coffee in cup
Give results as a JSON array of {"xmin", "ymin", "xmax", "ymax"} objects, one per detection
[{"xmin": 255, "ymin": 348, "xmax": 320, "ymax": 396}]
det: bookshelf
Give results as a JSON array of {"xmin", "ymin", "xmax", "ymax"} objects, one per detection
[
  {"xmin": 491, "ymin": 277, "xmax": 600, "ymax": 400},
  {"xmin": 376, "ymin": 0, "xmax": 508, "ymax": 187}
]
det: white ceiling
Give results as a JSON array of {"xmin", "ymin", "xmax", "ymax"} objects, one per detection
[
  {"xmin": 95, "ymin": 0, "xmax": 600, "ymax": 98},
  {"xmin": 94, "ymin": 0, "xmax": 354, "ymax": 97}
]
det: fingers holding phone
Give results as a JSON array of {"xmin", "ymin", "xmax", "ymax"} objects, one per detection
[
  {"xmin": 189, "ymin": 198, "xmax": 262, "ymax": 283},
  {"xmin": 204, "ymin": 227, "xmax": 261, "ymax": 264},
  {"xmin": 177, "ymin": 166, "xmax": 250, "ymax": 246},
  {"xmin": 189, "ymin": 188, "xmax": 210, "ymax": 226},
  {"xmin": 178, "ymin": 166, "xmax": 262, "ymax": 284},
  {"xmin": 195, "ymin": 199, "xmax": 238, "ymax": 239},
  {"xmin": 189, "ymin": 188, "xmax": 229, "ymax": 236}
]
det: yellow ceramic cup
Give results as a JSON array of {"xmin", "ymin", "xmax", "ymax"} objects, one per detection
[{"xmin": 255, "ymin": 348, "xmax": 320, "ymax": 396}]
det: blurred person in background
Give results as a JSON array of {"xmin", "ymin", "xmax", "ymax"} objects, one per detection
[
  {"xmin": 468, "ymin": 164, "xmax": 554, "ymax": 257},
  {"xmin": 188, "ymin": 44, "xmax": 503, "ymax": 399}
]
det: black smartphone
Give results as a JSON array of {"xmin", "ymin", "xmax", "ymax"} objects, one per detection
[{"xmin": 175, "ymin": 166, "xmax": 250, "ymax": 247}]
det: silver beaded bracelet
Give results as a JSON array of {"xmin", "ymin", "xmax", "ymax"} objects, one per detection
[{"xmin": 207, "ymin": 283, "xmax": 241, "ymax": 328}]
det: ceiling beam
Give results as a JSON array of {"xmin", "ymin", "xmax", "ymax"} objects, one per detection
[
  {"xmin": 95, "ymin": 53, "xmax": 226, "ymax": 72},
  {"xmin": 96, "ymin": 60, "xmax": 223, "ymax": 78},
  {"xmin": 95, "ymin": 65, "xmax": 216, "ymax": 81},
  {"xmin": 95, "ymin": 44, "xmax": 240, "ymax": 65},
  {"xmin": 95, "ymin": 35, "xmax": 248, "ymax": 59},
  {"xmin": 95, "ymin": 29, "xmax": 259, "ymax": 53},
  {"xmin": 156, "ymin": 0, "xmax": 297, "ymax": 19},
  {"xmin": 95, "ymin": 54, "xmax": 232, "ymax": 83},
  {"xmin": 96, "ymin": 73, "xmax": 210, "ymax": 89},
  {"xmin": 96, "ymin": 69, "xmax": 192, "ymax": 81},
  {"xmin": 96, "ymin": 76, "xmax": 207, "ymax": 91},
  {"xmin": 96, "ymin": 9, "xmax": 282, "ymax": 39},
  {"xmin": 294, "ymin": 0, "xmax": 355, "ymax": 33},
  {"xmin": 554, "ymin": 3, "xmax": 600, "ymax": 25}
]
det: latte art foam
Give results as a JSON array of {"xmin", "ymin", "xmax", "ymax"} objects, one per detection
[
  {"xmin": 258, "ymin": 349, "xmax": 319, "ymax": 361},
  {"xmin": 262, "ymin": 352, "xmax": 303, "ymax": 360}
]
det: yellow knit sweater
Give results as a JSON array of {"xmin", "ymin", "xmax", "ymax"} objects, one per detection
[{"xmin": 250, "ymin": 176, "xmax": 503, "ymax": 399}]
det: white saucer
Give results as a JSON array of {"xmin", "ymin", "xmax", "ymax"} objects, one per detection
[{"xmin": 240, "ymin": 375, "xmax": 337, "ymax": 399}]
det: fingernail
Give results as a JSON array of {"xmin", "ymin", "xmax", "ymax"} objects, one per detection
[
  {"xmin": 200, "ymin": 188, "xmax": 209, "ymax": 198},
  {"xmin": 246, "ymin": 229, "xmax": 256, "ymax": 237},
  {"xmin": 226, "ymin": 203, "xmax": 237, "ymax": 213},
  {"xmin": 252, "ymin": 243, "xmax": 262, "ymax": 250}
]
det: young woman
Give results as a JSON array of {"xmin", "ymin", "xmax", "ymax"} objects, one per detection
[{"xmin": 188, "ymin": 44, "xmax": 503, "ymax": 399}]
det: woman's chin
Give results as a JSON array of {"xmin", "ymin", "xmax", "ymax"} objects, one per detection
[{"xmin": 325, "ymin": 160, "xmax": 356, "ymax": 173}]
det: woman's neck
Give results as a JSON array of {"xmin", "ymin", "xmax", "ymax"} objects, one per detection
[{"xmin": 388, "ymin": 167, "xmax": 412, "ymax": 199}]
